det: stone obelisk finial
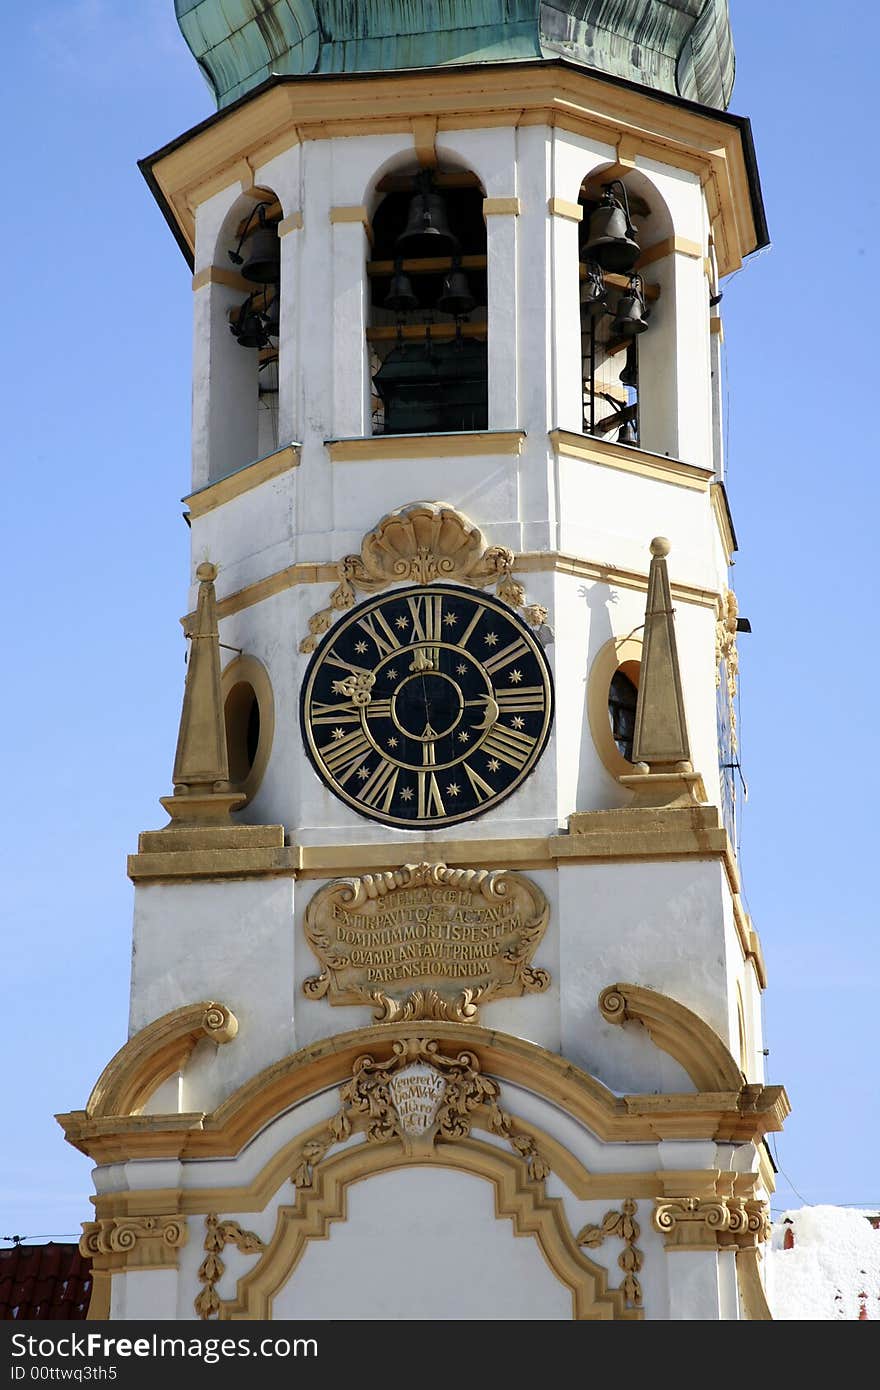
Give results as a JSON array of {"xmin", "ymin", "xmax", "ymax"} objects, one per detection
[
  {"xmin": 160, "ymin": 562, "xmax": 245, "ymax": 826},
  {"xmin": 620, "ymin": 538, "xmax": 706, "ymax": 807}
]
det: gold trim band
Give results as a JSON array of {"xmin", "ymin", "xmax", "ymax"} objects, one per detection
[
  {"xmin": 548, "ymin": 197, "xmax": 584, "ymax": 221},
  {"xmin": 482, "ymin": 196, "xmax": 520, "ymax": 216},
  {"xmin": 184, "ymin": 444, "xmax": 300, "ymax": 518},
  {"xmin": 326, "ymin": 430, "xmax": 525, "ymax": 462},
  {"xmin": 551, "ymin": 429, "xmax": 712, "ymax": 491}
]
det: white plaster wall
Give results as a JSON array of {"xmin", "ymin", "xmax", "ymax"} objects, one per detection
[
  {"xmin": 557, "ymin": 859, "xmax": 734, "ymax": 1091},
  {"xmin": 129, "ymin": 878, "xmax": 296, "ymax": 1108},
  {"xmin": 274, "ymin": 1166, "xmax": 573, "ymax": 1319}
]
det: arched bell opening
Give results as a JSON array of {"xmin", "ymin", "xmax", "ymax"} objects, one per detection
[
  {"xmin": 577, "ymin": 173, "xmax": 652, "ymax": 449},
  {"xmin": 204, "ymin": 188, "xmax": 283, "ymax": 482},
  {"xmin": 367, "ymin": 165, "xmax": 488, "ymax": 436}
]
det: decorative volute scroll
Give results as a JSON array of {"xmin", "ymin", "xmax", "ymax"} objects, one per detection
[
  {"xmin": 83, "ymin": 1001, "xmax": 239, "ymax": 1119},
  {"xmin": 80, "ymin": 1215, "xmax": 187, "ymax": 1272},
  {"xmin": 161, "ymin": 562, "xmax": 245, "ymax": 825},
  {"xmin": 299, "ymin": 501, "xmax": 548, "ymax": 652},
  {"xmin": 302, "ymin": 861, "xmax": 550, "ymax": 1023},
  {"xmin": 653, "ymin": 1195, "xmax": 771, "ymax": 1251},
  {"xmin": 599, "ymin": 982, "xmax": 744, "ymax": 1093},
  {"xmin": 620, "ymin": 537, "xmax": 706, "ymax": 807}
]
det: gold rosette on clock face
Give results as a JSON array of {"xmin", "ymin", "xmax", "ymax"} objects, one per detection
[{"xmin": 300, "ymin": 584, "xmax": 554, "ymax": 829}]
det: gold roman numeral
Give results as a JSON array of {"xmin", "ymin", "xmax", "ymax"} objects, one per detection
[
  {"xmin": 457, "ymin": 605, "xmax": 484, "ymax": 650},
  {"xmin": 363, "ymin": 698, "xmax": 392, "ymax": 719},
  {"xmin": 480, "ymin": 723, "xmax": 537, "ymax": 770},
  {"xmin": 417, "ymin": 770, "xmax": 446, "ymax": 819},
  {"xmin": 324, "ymin": 647, "xmax": 372, "ymax": 676},
  {"xmin": 357, "ymin": 609, "xmax": 402, "ymax": 658},
  {"xmin": 463, "ymin": 761, "xmax": 496, "ymax": 803},
  {"xmin": 496, "ymin": 685, "xmax": 545, "ymax": 714},
  {"xmin": 311, "ymin": 700, "xmax": 362, "ymax": 726},
  {"xmin": 407, "ymin": 594, "xmax": 443, "ymax": 666},
  {"xmin": 483, "ymin": 637, "xmax": 530, "ymax": 677},
  {"xmin": 322, "ymin": 728, "xmax": 372, "ymax": 784},
  {"xmin": 357, "ymin": 759, "xmax": 399, "ymax": 812}
]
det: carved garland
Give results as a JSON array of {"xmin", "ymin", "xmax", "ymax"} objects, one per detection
[
  {"xmin": 576, "ymin": 1199, "xmax": 644, "ymax": 1309},
  {"xmin": 715, "ymin": 588, "xmax": 740, "ymax": 752},
  {"xmin": 195, "ymin": 1216, "xmax": 265, "ymax": 1320},
  {"xmin": 299, "ymin": 501, "xmax": 548, "ymax": 653}
]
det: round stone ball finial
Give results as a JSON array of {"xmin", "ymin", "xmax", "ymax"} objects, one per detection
[
  {"xmin": 649, "ymin": 536, "xmax": 671, "ymax": 558},
  {"xmin": 196, "ymin": 561, "xmax": 218, "ymax": 583}
]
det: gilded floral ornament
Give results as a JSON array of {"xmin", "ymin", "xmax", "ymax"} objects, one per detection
[
  {"xmin": 196, "ymin": 1215, "xmax": 265, "ymax": 1320},
  {"xmin": 576, "ymin": 1199, "xmax": 643, "ymax": 1308},
  {"xmin": 299, "ymin": 501, "xmax": 546, "ymax": 652},
  {"xmin": 715, "ymin": 587, "xmax": 740, "ymax": 752},
  {"xmin": 291, "ymin": 1037, "xmax": 551, "ymax": 1184},
  {"xmin": 302, "ymin": 862, "xmax": 550, "ymax": 1023}
]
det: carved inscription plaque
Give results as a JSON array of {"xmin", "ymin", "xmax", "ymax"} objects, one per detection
[{"xmin": 302, "ymin": 862, "xmax": 550, "ymax": 1023}]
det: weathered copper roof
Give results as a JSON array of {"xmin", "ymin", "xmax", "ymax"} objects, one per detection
[
  {"xmin": 0, "ymin": 1242, "xmax": 92, "ymax": 1320},
  {"xmin": 175, "ymin": 1, "xmax": 735, "ymax": 110}
]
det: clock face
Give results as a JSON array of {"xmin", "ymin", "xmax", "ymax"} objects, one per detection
[{"xmin": 301, "ymin": 584, "xmax": 553, "ymax": 829}]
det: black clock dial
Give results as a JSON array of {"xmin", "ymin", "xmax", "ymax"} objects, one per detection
[{"xmin": 300, "ymin": 584, "xmax": 554, "ymax": 828}]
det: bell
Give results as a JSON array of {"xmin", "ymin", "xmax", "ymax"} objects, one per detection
[
  {"xmin": 240, "ymin": 223, "xmax": 280, "ymax": 284},
  {"xmin": 609, "ymin": 276, "xmax": 649, "ymax": 339},
  {"xmin": 437, "ymin": 261, "xmax": 476, "ymax": 317},
  {"xmin": 384, "ymin": 262, "xmax": 419, "ymax": 313},
  {"xmin": 260, "ymin": 289, "xmax": 280, "ymax": 339},
  {"xmin": 582, "ymin": 187, "xmax": 640, "ymax": 273},
  {"xmin": 617, "ymin": 417, "xmax": 638, "ymax": 445},
  {"xmin": 396, "ymin": 175, "xmax": 459, "ymax": 259},
  {"xmin": 619, "ymin": 341, "xmax": 638, "ymax": 388},
  {"xmin": 580, "ymin": 260, "xmax": 608, "ymax": 316},
  {"xmin": 230, "ymin": 295, "xmax": 269, "ymax": 349}
]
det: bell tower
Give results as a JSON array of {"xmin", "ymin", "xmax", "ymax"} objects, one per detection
[{"xmin": 59, "ymin": 1, "xmax": 788, "ymax": 1321}]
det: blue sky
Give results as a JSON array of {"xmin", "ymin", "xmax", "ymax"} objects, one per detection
[{"xmin": 1, "ymin": 1, "xmax": 877, "ymax": 1243}]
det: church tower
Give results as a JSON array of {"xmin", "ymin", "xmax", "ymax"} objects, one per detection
[{"xmin": 58, "ymin": 1, "xmax": 789, "ymax": 1321}]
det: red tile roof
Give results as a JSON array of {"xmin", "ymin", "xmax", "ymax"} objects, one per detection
[{"xmin": 0, "ymin": 1243, "xmax": 92, "ymax": 1320}]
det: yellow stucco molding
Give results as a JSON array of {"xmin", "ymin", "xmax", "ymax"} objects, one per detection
[
  {"xmin": 58, "ymin": 1020, "xmax": 789, "ymax": 1167},
  {"xmin": 326, "ymin": 430, "xmax": 525, "ymax": 462},
  {"xmin": 653, "ymin": 1193, "xmax": 771, "ymax": 1254},
  {"xmin": 550, "ymin": 429, "xmax": 713, "ymax": 491},
  {"xmin": 736, "ymin": 1246, "xmax": 774, "ymax": 1319},
  {"xmin": 710, "ymin": 480, "xmax": 738, "ymax": 563},
  {"xmin": 215, "ymin": 1139, "xmax": 639, "ymax": 1321},
  {"xmin": 482, "ymin": 196, "xmax": 520, "ymax": 216},
  {"xmin": 410, "ymin": 114, "xmax": 439, "ymax": 166},
  {"xmin": 599, "ymin": 982, "xmax": 743, "ymax": 1092},
  {"xmin": 548, "ymin": 196, "xmax": 584, "ymax": 221},
  {"xmin": 636, "ymin": 234, "xmax": 704, "ymax": 268},
  {"xmin": 85, "ymin": 1002, "xmax": 238, "ymax": 1119},
  {"xmin": 147, "ymin": 65, "xmax": 757, "ymax": 277},
  {"xmin": 277, "ymin": 210, "xmax": 302, "ymax": 236},
  {"xmin": 80, "ymin": 1215, "xmax": 188, "ymax": 1275},
  {"xmin": 329, "ymin": 204, "xmax": 373, "ymax": 244},
  {"xmin": 191, "ymin": 265, "xmax": 254, "ymax": 293},
  {"xmin": 188, "ymin": 548, "xmax": 719, "ymax": 628},
  {"xmin": 184, "ymin": 445, "xmax": 300, "ymax": 519}
]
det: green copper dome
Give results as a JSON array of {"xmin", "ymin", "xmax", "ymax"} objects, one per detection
[{"xmin": 175, "ymin": 1, "xmax": 735, "ymax": 111}]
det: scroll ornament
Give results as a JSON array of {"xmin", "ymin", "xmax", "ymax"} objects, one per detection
[
  {"xmin": 303, "ymin": 862, "xmax": 551, "ymax": 1024},
  {"xmin": 653, "ymin": 1195, "xmax": 771, "ymax": 1249},
  {"xmin": 80, "ymin": 1215, "xmax": 187, "ymax": 1269},
  {"xmin": 290, "ymin": 1037, "xmax": 551, "ymax": 1187},
  {"xmin": 196, "ymin": 1215, "xmax": 265, "ymax": 1320},
  {"xmin": 299, "ymin": 501, "xmax": 548, "ymax": 653}
]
